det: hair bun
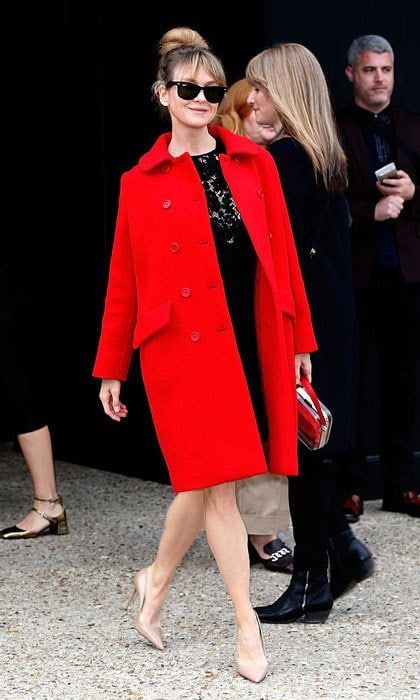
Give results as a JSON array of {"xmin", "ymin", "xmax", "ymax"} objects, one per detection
[{"xmin": 158, "ymin": 27, "xmax": 209, "ymax": 57}]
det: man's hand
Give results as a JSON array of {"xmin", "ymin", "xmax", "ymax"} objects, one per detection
[
  {"xmin": 374, "ymin": 195, "xmax": 404, "ymax": 221},
  {"xmin": 376, "ymin": 169, "xmax": 415, "ymax": 201}
]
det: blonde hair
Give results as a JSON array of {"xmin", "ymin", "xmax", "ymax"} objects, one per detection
[
  {"xmin": 216, "ymin": 78, "xmax": 253, "ymax": 135},
  {"xmin": 152, "ymin": 27, "xmax": 226, "ymax": 103},
  {"xmin": 246, "ymin": 43, "xmax": 347, "ymax": 192}
]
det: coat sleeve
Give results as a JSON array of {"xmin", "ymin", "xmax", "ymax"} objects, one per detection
[
  {"xmin": 258, "ymin": 148, "xmax": 317, "ymax": 354},
  {"xmin": 337, "ymin": 125, "xmax": 377, "ymax": 228},
  {"xmin": 92, "ymin": 173, "xmax": 138, "ymax": 380}
]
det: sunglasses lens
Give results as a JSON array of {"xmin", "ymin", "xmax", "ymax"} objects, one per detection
[
  {"xmin": 203, "ymin": 86, "xmax": 227, "ymax": 103},
  {"xmin": 173, "ymin": 82, "xmax": 226, "ymax": 103},
  {"xmin": 177, "ymin": 83, "xmax": 200, "ymax": 100}
]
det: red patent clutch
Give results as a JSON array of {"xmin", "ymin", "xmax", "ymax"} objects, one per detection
[{"xmin": 297, "ymin": 377, "xmax": 332, "ymax": 450}]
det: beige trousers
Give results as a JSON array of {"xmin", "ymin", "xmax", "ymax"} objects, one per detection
[{"xmin": 235, "ymin": 473, "xmax": 290, "ymax": 535}]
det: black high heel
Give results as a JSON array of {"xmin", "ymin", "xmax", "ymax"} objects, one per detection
[
  {"xmin": 328, "ymin": 530, "xmax": 374, "ymax": 599},
  {"xmin": 254, "ymin": 570, "xmax": 333, "ymax": 624},
  {"xmin": 0, "ymin": 495, "xmax": 69, "ymax": 539}
]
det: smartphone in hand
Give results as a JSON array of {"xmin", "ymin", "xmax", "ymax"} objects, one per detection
[{"xmin": 375, "ymin": 162, "xmax": 398, "ymax": 183}]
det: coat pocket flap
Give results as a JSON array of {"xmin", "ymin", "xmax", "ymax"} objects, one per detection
[
  {"xmin": 277, "ymin": 288, "xmax": 296, "ymax": 319},
  {"xmin": 133, "ymin": 300, "xmax": 172, "ymax": 348}
]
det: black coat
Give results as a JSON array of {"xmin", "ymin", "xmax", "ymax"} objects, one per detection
[{"xmin": 268, "ymin": 137, "xmax": 356, "ymax": 452}]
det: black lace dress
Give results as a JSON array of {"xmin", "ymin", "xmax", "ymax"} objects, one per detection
[{"xmin": 191, "ymin": 142, "xmax": 268, "ymax": 441}]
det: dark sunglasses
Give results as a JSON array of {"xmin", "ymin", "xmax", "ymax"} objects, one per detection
[{"xmin": 166, "ymin": 81, "xmax": 227, "ymax": 104}]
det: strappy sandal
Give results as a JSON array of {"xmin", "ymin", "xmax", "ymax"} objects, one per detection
[{"xmin": 0, "ymin": 495, "xmax": 69, "ymax": 539}]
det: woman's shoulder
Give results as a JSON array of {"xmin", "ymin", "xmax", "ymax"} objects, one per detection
[
  {"xmin": 268, "ymin": 137, "xmax": 315, "ymax": 194},
  {"xmin": 269, "ymin": 137, "xmax": 311, "ymax": 168}
]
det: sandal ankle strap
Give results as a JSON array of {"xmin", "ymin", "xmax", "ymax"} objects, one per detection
[
  {"xmin": 34, "ymin": 495, "xmax": 63, "ymax": 505},
  {"xmin": 31, "ymin": 507, "xmax": 64, "ymax": 524}
]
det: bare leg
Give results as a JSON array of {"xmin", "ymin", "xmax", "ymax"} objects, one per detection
[
  {"xmin": 135, "ymin": 482, "xmax": 266, "ymax": 679},
  {"xmin": 138, "ymin": 490, "xmax": 204, "ymax": 627},
  {"xmin": 15, "ymin": 426, "xmax": 63, "ymax": 533},
  {"xmin": 203, "ymin": 483, "xmax": 267, "ymax": 678}
]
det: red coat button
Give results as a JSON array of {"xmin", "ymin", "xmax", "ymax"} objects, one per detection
[
  {"xmin": 181, "ymin": 287, "xmax": 191, "ymax": 298},
  {"xmin": 169, "ymin": 242, "xmax": 180, "ymax": 253},
  {"xmin": 162, "ymin": 199, "xmax": 172, "ymax": 209},
  {"xmin": 258, "ymin": 188, "xmax": 264, "ymax": 198},
  {"xmin": 161, "ymin": 164, "xmax": 170, "ymax": 173},
  {"xmin": 190, "ymin": 331, "xmax": 200, "ymax": 342}
]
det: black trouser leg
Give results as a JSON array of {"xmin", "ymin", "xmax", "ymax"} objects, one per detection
[
  {"xmin": 255, "ymin": 453, "xmax": 334, "ymax": 623},
  {"xmin": 334, "ymin": 301, "xmax": 371, "ymax": 498},
  {"xmin": 374, "ymin": 273, "xmax": 420, "ymax": 492},
  {"xmin": 329, "ymin": 485, "xmax": 352, "ymax": 538},
  {"xmin": 0, "ymin": 284, "xmax": 48, "ymax": 435},
  {"xmin": 337, "ymin": 273, "xmax": 420, "ymax": 497},
  {"xmin": 288, "ymin": 452, "xmax": 333, "ymax": 574}
]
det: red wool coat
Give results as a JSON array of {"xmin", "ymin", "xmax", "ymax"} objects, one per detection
[{"xmin": 93, "ymin": 126, "xmax": 317, "ymax": 491}]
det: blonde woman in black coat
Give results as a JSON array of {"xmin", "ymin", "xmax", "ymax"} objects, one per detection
[{"xmin": 245, "ymin": 43, "xmax": 374, "ymax": 622}]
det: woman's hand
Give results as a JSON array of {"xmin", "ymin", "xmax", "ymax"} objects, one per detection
[
  {"xmin": 99, "ymin": 379, "xmax": 128, "ymax": 422},
  {"xmin": 295, "ymin": 353, "xmax": 312, "ymax": 385}
]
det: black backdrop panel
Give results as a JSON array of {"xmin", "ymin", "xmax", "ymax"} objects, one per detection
[
  {"xmin": 264, "ymin": 0, "xmax": 420, "ymax": 113},
  {"xmin": 3, "ymin": 2, "xmax": 419, "ymax": 490},
  {"xmin": 263, "ymin": 0, "xmax": 420, "ymax": 468},
  {"xmin": 8, "ymin": 2, "xmax": 264, "ymax": 482}
]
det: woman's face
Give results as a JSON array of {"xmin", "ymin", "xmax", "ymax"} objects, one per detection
[
  {"xmin": 242, "ymin": 109, "xmax": 277, "ymax": 146},
  {"xmin": 160, "ymin": 64, "xmax": 224, "ymax": 130},
  {"xmin": 247, "ymin": 86, "xmax": 283, "ymax": 138}
]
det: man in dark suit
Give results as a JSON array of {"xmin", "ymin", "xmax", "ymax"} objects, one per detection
[{"xmin": 336, "ymin": 34, "xmax": 420, "ymax": 519}]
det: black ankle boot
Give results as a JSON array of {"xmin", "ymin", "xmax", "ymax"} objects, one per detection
[
  {"xmin": 254, "ymin": 570, "xmax": 333, "ymax": 624},
  {"xmin": 328, "ymin": 530, "xmax": 374, "ymax": 600}
]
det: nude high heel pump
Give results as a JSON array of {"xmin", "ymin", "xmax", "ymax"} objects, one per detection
[
  {"xmin": 236, "ymin": 612, "xmax": 268, "ymax": 683},
  {"xmin": 125, "ymin": 568, "xmax": 164, "ymax": 650}
]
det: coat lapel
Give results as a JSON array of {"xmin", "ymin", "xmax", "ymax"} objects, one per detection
[{"xmin": 219, "ymin": 153, "xmax": 279, "ymax": 300}]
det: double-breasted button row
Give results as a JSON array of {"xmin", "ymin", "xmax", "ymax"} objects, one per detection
[
  {"xmin": 190, "ymin": 325, "xmax": 230, "ymax": 341},
  {"xmin": 170, "ymin": 240, "xmax": 214, "ymax": 253}
]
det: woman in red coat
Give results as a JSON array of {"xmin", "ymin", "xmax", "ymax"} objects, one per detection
[{"xmin": 93, "ymin": 27, "xmax": 316, "ymax": 683}]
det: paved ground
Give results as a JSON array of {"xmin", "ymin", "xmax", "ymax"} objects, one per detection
[{"xmin": 0, "ymin": 442, "xmax": 419, "ymax": 700}]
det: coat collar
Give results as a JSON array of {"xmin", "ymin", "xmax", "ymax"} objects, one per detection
[{"xmin": 138, "ymin": 125, "xmax": 260, "ymax": 172}]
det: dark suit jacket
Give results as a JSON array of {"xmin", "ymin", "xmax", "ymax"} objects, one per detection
[{"xmin": 337, "ymin": 104, "xmax": 420, "ymax": 289}]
